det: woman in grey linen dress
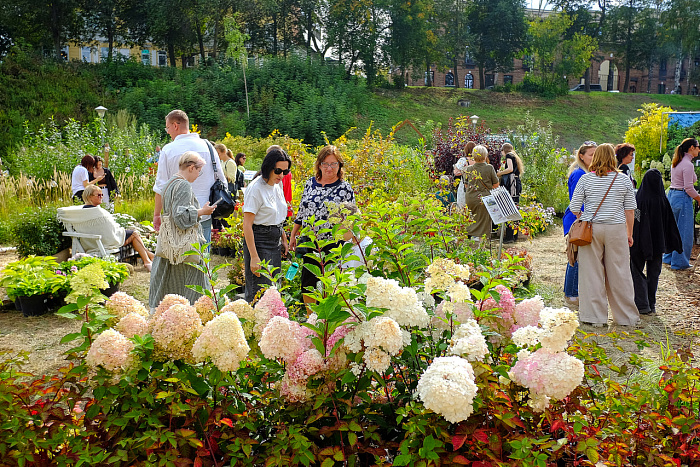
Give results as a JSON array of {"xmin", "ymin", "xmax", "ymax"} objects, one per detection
[{"xmin": 149, "ymin": 152, "xmax": 216, "ymax": 310}]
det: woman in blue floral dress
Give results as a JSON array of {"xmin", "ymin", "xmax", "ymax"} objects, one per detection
[{"xmin": 289, "ymin": 145, "xmax": 355, "ymax": 305}]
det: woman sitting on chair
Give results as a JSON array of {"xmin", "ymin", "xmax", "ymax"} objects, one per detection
[{"xmin": 80, "ymin": 185, "xmax": 154, "ymax": 271}]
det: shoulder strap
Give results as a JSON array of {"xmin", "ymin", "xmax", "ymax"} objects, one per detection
[
  {"xmin": 591, "ymin": 172, "xmax": 619, "ymax": 220},
  {"xmin": 205, "ymin": 140, "xmax": 221, "ymax": 182}
]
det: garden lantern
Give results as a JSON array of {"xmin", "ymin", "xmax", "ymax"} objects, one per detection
[
  {"xmin": 470, "ymin": 115, "xmax": 479, "ymax": 130},
  {"xmin": 95, "ymin": 106, "xmax": 107, "ymax": 145}
]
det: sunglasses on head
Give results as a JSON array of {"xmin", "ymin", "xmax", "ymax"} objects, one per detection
[
  {"xmin": 273, "ymin": 168, "xmax": 291, "ymax": 175},
  {"xmin": 583, "ymin": 140, "xmax": 597, "ymax": 146}
]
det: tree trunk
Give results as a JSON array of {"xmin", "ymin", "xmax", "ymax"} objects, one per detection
[
  {"xmin": 51, "ymin": 2, "xmax": 62, "ymax": 60},
  {"xmin": 674, "ymin": 45, "xmax": 683, "ymax": 93},
  {"xmin": 584, "ymin": 66, "xmax": 591, "ymax": 92},
  {"xmin": 196, "ymin": 19, "xmax": 206, "ymax": 62},
  {"xmin": 212, "ymin": 19, "xmax": 218, "ymax": 59},
  {"xmin": 453, "ymin": 56, "xmax": 460, "ymax": 88},
  {"xmin": 623, "ymin": 57, "xmax": 630, "ymax": 93},
  {"xmin": 272, "ymin": 14, "xmax": 278, "ymax": 55},
  {"xmin": 647, "ymin": 61, "xmax": 653, "ymax": 93},
  {"xmin": 182, "ymin": 54, "xmax": 187, "ymax": 69},
  {"xmin": 478, "ymin": 63, "xmax": 485, "ymax": 90},
  {"xmin": 168, "ymin": 43, "xmax": 176, "ymax": 68},
  {"xmin": 426, "ymin": 59, "xmax": 432, "ymax": 87},
  {"xmin": 107, "ymin": 24, "xmax": 114, "ymax": 62}
]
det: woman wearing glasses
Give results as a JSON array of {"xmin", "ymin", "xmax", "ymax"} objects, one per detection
[
  {"xmin": 562, "ymin": 141, "xmax": 596, "ymax": 306},
  {"xmin": 81, "ymin": 185, "xmax": 154, "ymax": 271},
  {"xmin": 663, "ymin": 138, "xmax": 700, "ymax": 270},
  {"xmin": 242, "ymin": 147, "xmax": 293, "ymax": 302},
  {"xmin": 289, "ymin": 145, "xmax": 356, "ymax": 306}
]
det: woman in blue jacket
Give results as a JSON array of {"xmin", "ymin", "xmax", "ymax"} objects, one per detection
[{"xmin": 562, "ymin": 141, "xmax": 596, "ymax": 305}]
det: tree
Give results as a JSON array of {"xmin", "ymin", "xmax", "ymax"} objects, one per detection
[
  {"xmin": 146, "ymin": 0, "xmax": 197, "ymax": 68},
  {"xmin": 659, "ymin": 0, "xmax": 700, "ymax": 93},
  {"xmin": 80, "ymin": 0, "xmax": 140, "ymax": 61},
  {"xmin": 526, "ymin": 12, "xmax": 597, "ymax": 91},
  {"xmin": 0, "ymin": 0, "xmax": 81, "ymax": 60},
  {"xmin": 435, "ymin": 0, "xmax": 469, "ymax": 87},
  {"xmin": 466, "ymin": 0, "xmax": 528, "ymax": 89},
  {"xmin": 553, "ymin": 0, "xmax": 611, "ymax": 91}
]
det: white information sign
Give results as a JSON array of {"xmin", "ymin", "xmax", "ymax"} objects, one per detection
[
  {"xmin": 243, "ymin": 170, "xmax": 257, "ymax": 181},
  {"xmin": 482, "ymin": 186, "xmax": 522, "ymax": 225}
]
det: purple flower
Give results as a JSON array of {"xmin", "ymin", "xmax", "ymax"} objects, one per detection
[{"xmin": 71, "ymin": 266, "xmax": 78, "ymax": 273}]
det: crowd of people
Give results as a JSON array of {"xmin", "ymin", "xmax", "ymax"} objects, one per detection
[
  {"xmin": 67, "ymin": 108, "xmax": 698, "ymax": 321},
  {"xmin": 565, "ymin": 138, "xmax": 697, "ymax": 328}
]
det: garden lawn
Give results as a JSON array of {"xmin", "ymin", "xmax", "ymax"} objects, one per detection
[{"xmin": 361, "ymin": 88, "xmax": 700, "ymax": 150}]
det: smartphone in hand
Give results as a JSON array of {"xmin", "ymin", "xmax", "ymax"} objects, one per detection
[{"xmin": 212, "ymin": 196, "xmax": 224, "ymax": 206}]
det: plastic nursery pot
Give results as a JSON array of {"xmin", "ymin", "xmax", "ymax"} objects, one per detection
[
  {"xmin": 18, "ymin": 293, "xmax": 51, "ymax": 317},
  {"xmin": 100, "ymin": 281, "xmax": 120, "ymax": 299}
]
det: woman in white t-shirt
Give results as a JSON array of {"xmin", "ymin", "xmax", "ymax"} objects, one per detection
[
  {"xmin": 71, "ymin": 155, "xmax": 103, "ymax": 201},
  {"xmin": 242, "ymin": 147, "xmax": 292, "ymax": 302}
]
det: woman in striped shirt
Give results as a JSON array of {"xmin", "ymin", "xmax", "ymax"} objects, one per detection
[
  {"xmin": 663, "ymin": 138, "xmax": 700, "ymax": 270},
  {"xmin": 570, "ymin": 143, "xmax": 638, "ymax": 327}
]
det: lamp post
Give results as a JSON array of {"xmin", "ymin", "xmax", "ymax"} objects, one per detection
[
  {"xmin": 95, "ymin": 106, "xmax": 107, "ymax": 146},
  {"xmin": 470, "ymin": 115, "xmax": 479, "ymax": 130}
]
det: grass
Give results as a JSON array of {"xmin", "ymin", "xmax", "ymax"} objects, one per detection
[{"xmin": 357, "ymin": 87, "xmax": 700, "ymax": 150}]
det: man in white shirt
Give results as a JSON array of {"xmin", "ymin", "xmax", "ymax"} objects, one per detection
[{"xmin": 153, "ymin": 109, "xmax": 226, "ymax": 243}]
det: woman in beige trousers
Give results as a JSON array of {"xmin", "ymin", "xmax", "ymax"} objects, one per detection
[{"xmin": 569, "ymin": 143, "xmax": 639, "ymax": 328}]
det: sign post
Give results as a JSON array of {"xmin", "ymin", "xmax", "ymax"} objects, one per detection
[{"xmin": 481, "ymin": 186, "xmax": 522, "ymax": 258}]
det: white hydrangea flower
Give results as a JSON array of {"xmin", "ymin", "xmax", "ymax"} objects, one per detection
[
  {"xmin": 363, "ymin": 348, "xmax": 391, "ymax": 374},
  {"xmin": 191, "ymin": 312, "xmax": 250, "ymax": 372},
  {"xmin": 538, "ymin": 307, "xmax": 579, "ymax": 352},
  {"xmin": 417, "ymin": 356, "xmax": 478, "ymax": 423},
  {"xmin": 364, "ymin": 316, "xmax": 403, "ymax": 355},
  {"xmin": 448, "ymin": 319, "xmax": 489, "ymax": 362},
  {"xmin": 512, "ymin": 325, "xmax": 542, "ymax": 348},
  {"xmin": 366, "ymin": 276, "xmax": 429, "ymax": 328}
]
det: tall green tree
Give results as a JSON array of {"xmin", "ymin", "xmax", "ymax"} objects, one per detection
[
  {"xmin": 526, "ymin": 12, "xmax": 598, "ymax": 90},
  {"xmin": 146, "ymin": 0, "xmax": 197, "ymax": 68},
  {"xmin": 466, "ymin": 0, "xmax": 527, "ymax": 89},
  {"xmin": 435, "ymin": 0, "xmax": 469, "ymax": 87},
  {"xmin": 660, "ymin": 0, "xmax": 700, "ymax": 93}
]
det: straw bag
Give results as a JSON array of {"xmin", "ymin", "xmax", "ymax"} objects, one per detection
[{"xmin": 155, "ymin": 178, "xmax": 204, "ymax": 264}]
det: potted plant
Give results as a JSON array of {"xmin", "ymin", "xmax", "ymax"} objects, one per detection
[
  {"xmin": 210, "ymin": 229, "xmax": 223, "ymax": 255},
  {"xmin": 58, "ymin": 255, "xmax": 130, "ymax": 297},
  {"xmin": 221, "ymin": 215, "xmax": 244, "ymax": 257},
  {"xmin": 226, "ymin": 256, "xmax": 246, "ymax": 297},
  {"xmin": 0, "ymin": 256, "xmax": 68, "ymax": 316}
]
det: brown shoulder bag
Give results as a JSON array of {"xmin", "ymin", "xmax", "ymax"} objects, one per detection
[{"xmin": 568, "ymin": 173, "xmax": 618, "ymax": 247}]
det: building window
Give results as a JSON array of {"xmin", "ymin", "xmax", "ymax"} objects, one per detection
[
  {"xmin": 141, "ymin": 49, "xmax": 150, "ymax": 65},
  {"xmin": 60, "ymin": 46, "xmax": 69, "ymax": 61},
  {"xmin": 521, "ymin": 55, "xmax": 532, "ymax": 71},
  {"xmin": 119, "ymin": 48, "xmax": 130, "ymax": 60},
  {"xmin": 658, "ymin": 83, "xmax": 666, "ymax": 94},
  {"xmin": 465, "ymin": 73, "xmax": 474, "ymax": 89},
  {"xmin": 464, "ymin": 46, "xmax": 475, "ymax": 67},
  {"xmin": 630, "ymin": 85, "xmax": 636, "ymax": 93},
  {"xmin": 659, "ymin": 59, "xmax": 667, "ymax": 72},
  {"xmin": 485, "ymin": 74, "xmax": 495, "ymax": 88},
  {"xmin": 424, "ymin": 70, "xmax": 435, "ymax": 85},
  {"xmin": 445, "ymin": 71, "xmax": 454, "ymax": 86},
  {"xmin": 100, "ymin": 47, "xmax": 109, "ymax": 61},
  {"xmin": 504, "ymin": 75, "xmax": 513, "ymax": 85},
  {"xmin": 81, "ymin": 47, "xmax": 90, "ymax": 62},
  {"xmin": 158, "ymin": 51, "xmax": 167, "ymax": 67}
]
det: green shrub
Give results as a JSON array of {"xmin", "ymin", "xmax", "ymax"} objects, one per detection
[
  {"xmin": 509, "ymin": 111, "xmax": 570, "ymax": 213},
  {"xmin": 9, "ymin": 205, "xmax": 70, "ymax": 257},
  {"xmin": 518, "ymin": 73, "xmax": 568, "ymax": 98}
]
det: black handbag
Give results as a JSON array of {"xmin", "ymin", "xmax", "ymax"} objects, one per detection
[{"xmin": 205, "ymin": 141, "xmax": 236, "ymax": 219}]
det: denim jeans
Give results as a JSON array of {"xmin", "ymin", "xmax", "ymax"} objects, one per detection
[
  {"xmin": 243, "ymin": 224, "xmax": 283, "ymax": 303},
  {"xmin": 200, "ymin": 218, "xmax": 212, "ymax": 245},
  {"xmin": 563, "ymin": 261, "xmax": 579, "ymax": 298},
  {"xmin": 663, "ymin": 190, "xmax": 693, "ymax": 269}
]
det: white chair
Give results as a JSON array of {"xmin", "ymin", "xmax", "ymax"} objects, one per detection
[{"xmin": 56, "ymin": 206, "xmax": 137, "ymax": 262}]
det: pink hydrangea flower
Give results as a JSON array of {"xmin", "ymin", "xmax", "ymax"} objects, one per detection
[
  {"xmin": 259, "ymin": 316, "xmax": 309, "ymax": 363},
  {"xmin": 86, "ymin": 329, "xmax": 135, "ymax": 372},
  {"xmin": 150, "ymin": 304, "xmax": 203, "ymax": 361},
  {"xmin": 253, "ymin": 287, "xmax": 289, "ymax": 337}
]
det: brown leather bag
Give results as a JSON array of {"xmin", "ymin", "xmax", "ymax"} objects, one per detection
[{"xmin": 568, "ymin": 173, "xmax": 618, "ymax": 247}]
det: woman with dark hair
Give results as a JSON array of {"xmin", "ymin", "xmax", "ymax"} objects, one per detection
[
  {"xmin": 663, "ymin": 137, "xmax": 700, "ymax": 270},
  {"xmin": 242, "ymin": 147, "xmax": 292, "ymax": 302},
  {"xmin": 289, "ymin": 145, "xmax": 355, "ymax": 305},
  {"xmin": 234, "ymin": 152, "xmax": 247, "ymax": 191},
  {"xmin": 570, "ymin": 143, "xmax": 638, "ymax": 327},
  {"xmin": 630, "ymin": 169, "xmax": 683, "ymax": 314},
  {"xmin": 71, "ymin": 155, "xmax": 103, "ymax": 201},
  {"xmin": 497, "ymin": 142, "xmax": 525, "ymax": 243},
  {"xmin": 89, "ymin": 155, "xmax": 119, "ymax": 207},
  {"xmin": 615, "ymin": 143, "xmax": 636, "ymax": 188},
  {"xmin": 562, "ymin": 141, "xmax": 597, "ymax": 305}
]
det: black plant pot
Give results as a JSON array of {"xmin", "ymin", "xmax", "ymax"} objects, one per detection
[
  {"xmin": 18, "ymin": 293, "xmax": 51, "ymax": 317},
  {"xmin": 211, "ymin": 247, "xmax": 222, "ymax": 255},
  {"xmin": 100, "ymin": 281, "xmax": 120, "ymax": 299},
  {"xmin": 49, "ymin": 290, "xmax": 68, "ymax": 309},
  {"xmin": 221, "ymin": 247, "xmax": 231, "ymax": 257}
]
